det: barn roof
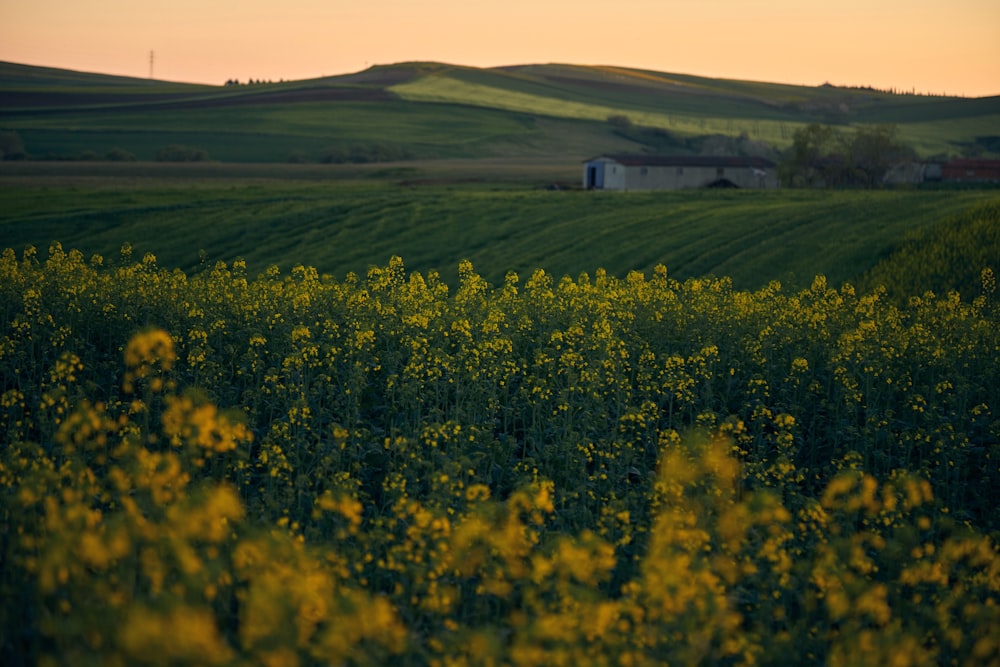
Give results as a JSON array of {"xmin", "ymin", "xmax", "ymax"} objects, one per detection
[{"xmin": 585, "ymin": 154, "xmax": 776, "ymax": 168}]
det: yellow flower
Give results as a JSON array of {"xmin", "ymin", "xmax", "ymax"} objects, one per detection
[{"xmin": 119, "ymin": 605, "xmax": 234, "ymax": 665}]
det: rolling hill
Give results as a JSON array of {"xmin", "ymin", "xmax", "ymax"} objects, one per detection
[{"xmin": 2, "ymin": 60, "xmax": 998, "ymax": 163}]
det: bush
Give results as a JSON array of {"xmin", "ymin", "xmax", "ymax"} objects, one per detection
[
  {"xmin": 105, "ymin": 147, "xmax": 137, "ymax": 162},
  {"xmin": 0, "ymin": 130, "xmax": 27, "ymax": 160},
  {"xmin": 606, "ymin": 114, "xmax": 633, "ymax": 130},
  {"xmin": 155, "ymin": 144, "xmax": 211, "ymax": 162}
]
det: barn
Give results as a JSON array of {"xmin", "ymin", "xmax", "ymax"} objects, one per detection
[
  {"xmin": 941, "ymin": 159, "xmax": 1000, "ymax": 184},
  {"xmin": 583, "ymin": 154, "xmax": 779, "ymax": 191},
  {"xmin": 883, "ymin": 159, "xmax": 1000, "ymax": 186}
]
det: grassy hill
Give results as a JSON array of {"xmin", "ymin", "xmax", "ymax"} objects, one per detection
[{"xmin": 2, "ymin": 60, "xmax": 998, "ymax": 162}]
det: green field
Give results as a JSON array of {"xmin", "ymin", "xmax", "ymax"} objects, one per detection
[
  {"xmin": 2, "ymin": 166, "xmax": 997, "ymax": 292},
  {"xmin": 3, "ymin": 60, "xmax": 998, "ymax": 162}
]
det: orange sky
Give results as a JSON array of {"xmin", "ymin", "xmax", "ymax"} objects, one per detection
[{"xmin": 2, "ymin": 0, "xmax": 999, "ymax": 96}]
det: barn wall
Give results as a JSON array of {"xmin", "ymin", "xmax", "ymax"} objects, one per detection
[
  {"xmin": 883, "ymin": 162, "xmax": 928, "ymax": 185},
  {"xmin": 623, "ymin": 165, "xmax": 778, "ymax": 190},
  {"xmin": 602, "ymin": 162, "xmax": 627, "ymax": 190},
  {"xmin": 583, "ymin": 159, "xmax": 626, "ymax": 189},
  {"xmin": 584, "ymin": 158, "xmax": 779, "ymax": 191}
]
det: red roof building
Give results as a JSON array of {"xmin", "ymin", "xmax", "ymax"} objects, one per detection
[{"xmin": 941, "ymin": 159, "xmax": 1000, "ymax": 183}]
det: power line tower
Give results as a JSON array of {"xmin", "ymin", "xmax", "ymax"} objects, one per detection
[{"xmin": 149, "ymin": 51, "xmax": 154, "ymax": 79}]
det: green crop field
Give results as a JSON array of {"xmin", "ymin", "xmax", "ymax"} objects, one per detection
[
  {"xmin": 3, "ymin": 60, "xmax": 998, "ymax": 162},
  {"xmin": 2, "ymin": 168, "xmax": 996, "ymax": 292}
]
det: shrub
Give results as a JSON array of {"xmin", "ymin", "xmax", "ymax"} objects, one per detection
[
  {"xmin": 155, "ymin": 144, "xmax": 211, "ymax": 162},
  {"xmin": 105, "ymin": 147, "xmax": 137, "ymax": 162},
  {"xmin": 606, "ymin": 114, "xmax": 633, "ymax": 130},
  {"xmin": 0, "ymin": 130, "xmax": 27, "ymax": 160}
]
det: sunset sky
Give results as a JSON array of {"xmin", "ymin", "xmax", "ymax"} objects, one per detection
[{"xmin": 2, "ymin": 0, "xmax": 998, "ymax": 97}]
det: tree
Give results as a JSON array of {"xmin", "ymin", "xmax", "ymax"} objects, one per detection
[
  {"xmin": 779, "ymin": 124, "xmax": 841, "ymax": 187},
  {"xmin": 847, "ymin": 124, "xmax": 915, "ymax": 187}
]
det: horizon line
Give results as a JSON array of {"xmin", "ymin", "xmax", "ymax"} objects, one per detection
[{"xmin": 1, "ymin": 57, "xmax": 994, "ymax": 99}]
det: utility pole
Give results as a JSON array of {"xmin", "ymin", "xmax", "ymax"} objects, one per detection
[{"xmin": 149, "ymin": 51, "xmax": 154, "ymax": 79}]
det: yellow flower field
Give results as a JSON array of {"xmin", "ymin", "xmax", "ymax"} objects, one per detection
[{"xmin": 1, "ymin": 245, "xmax": 998, "ymax": 665}]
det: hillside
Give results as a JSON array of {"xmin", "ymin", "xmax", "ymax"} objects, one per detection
[{"xmin": 2, "ymin": 60, "xmax": 998, "ymax": 163}]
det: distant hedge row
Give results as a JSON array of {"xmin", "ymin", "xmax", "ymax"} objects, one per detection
[{"xmin": 155, "ymin": 144, "xmax": 211, "ymax": 162}]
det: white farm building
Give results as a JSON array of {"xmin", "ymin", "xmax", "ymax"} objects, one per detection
[{"xmin": 583, "ymin": 154, "xmax": 779, "ymax": 191}]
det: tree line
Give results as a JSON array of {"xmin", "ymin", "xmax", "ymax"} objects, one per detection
[
  {"xmin": 224, "ymin": 78, "xmax": 281, "ymax": 86},
  {"xmin": 778, "ymin": 123, "xmax": 916, "ymax": 188}
]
